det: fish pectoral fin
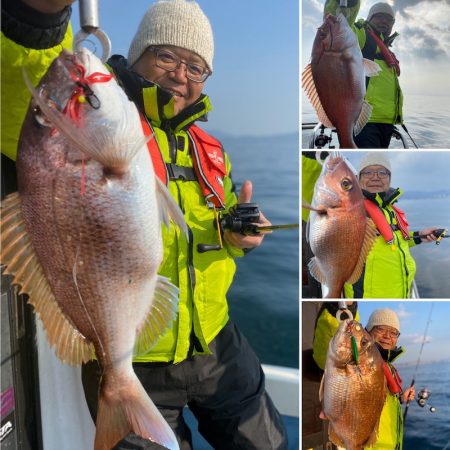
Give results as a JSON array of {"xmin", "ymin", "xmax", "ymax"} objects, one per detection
[
  {"xmin": 1, "ymin": 193, "xmax": 93, "ymax": 365},
  {"xmin": 301, "ymin": 64, "xmax": 334, "ymax": 129},
  {"xmin": 155, "ymin": 177, "xmax": 188, "ymax": 237},
  {"xmin": 354, "ymin": 101, "xmax": 372, "ymax": 136},
  {"xmin": 363, "ymin": 58, "xmax": 382, "ymax": 77},
  {"xmin": 308, "ymin": 257, "xmax": 327, "ymax": 285},
  {"xmin": 346, "ymin": 218, "xmax": 378, "ymax": 285},
  {"xmin": 363, "ymin": 427, "xmax": 379, "ymax": 448},
  {"xmin": 134, "ymin": 275, "xmax": 179, "ymax": 356},
  {"xmin": 328, "ymin": 423, "xmax": 346, "ymax": 448}
]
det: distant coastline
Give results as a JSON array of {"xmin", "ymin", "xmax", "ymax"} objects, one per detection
[{"xmin": 402, "ymin": 191, "xmax": 450, "ymax": 200}]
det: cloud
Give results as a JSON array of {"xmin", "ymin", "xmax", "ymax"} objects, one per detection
[
  {"xmin": 399, "ymin": 26, "xmax": 447, "ymax": 60},
  {"xmin": 397, "ymin": 303, "xmax": 415, "ymax": 319},
  {"xmin": 401, "ymin": 334, "xmax": 432, "ymax": 345}
]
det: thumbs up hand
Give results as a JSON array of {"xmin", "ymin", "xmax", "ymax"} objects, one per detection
[{"xmin": 223, "ymin": 180, "xmax": 271, "ymax": 250}]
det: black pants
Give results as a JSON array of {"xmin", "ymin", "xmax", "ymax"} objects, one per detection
[
  {"xmin": 82, "ymin": 320, "xmax": 288, "ymax": 450},
  {"xmin": 354, "ymin": 123, "xmax": 395, "ymax": 148}
]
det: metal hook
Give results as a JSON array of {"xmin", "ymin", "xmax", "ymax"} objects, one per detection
[{"xmin": 73, "ymin": 29, "xmax": 111, "ymax": 63}]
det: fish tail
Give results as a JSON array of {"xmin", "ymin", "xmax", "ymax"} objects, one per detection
[{"xmin": 94, "ymin": 372, "xmax": 179, "ymax": 450}]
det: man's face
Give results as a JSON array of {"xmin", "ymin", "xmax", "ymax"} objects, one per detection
[
  {"xmin": 369, "ymin": 325, "xmax": 400, "ymax": 350},
  {"xmin": 131, "ymin": 45, "xmax": 208, "ymax": 115},
  {"xmin": 359, "ymin": 164, "xmax": 391, "ymax": 193},
  {"xmin": 369, "ymin": 13, "xmax": 395, "ymax": 36}
]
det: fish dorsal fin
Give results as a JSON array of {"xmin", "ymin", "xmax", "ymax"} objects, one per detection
[
  {"xmin": 302, "ymin": 64, "xmax": 334, "ymax": 129},
  {"xmin": 354, "ymin": 100, "xmax": 372, "ymax": 136},
  {"xmin": 1, "ymin": 193, "xmax": 93, "ymax": 365},
  {"xmin": 308, "ymin": 256, "xmax": 327, "ymax": 285},
  {"xmin": 155, "ymin": 177, "xmax": 188, "ymax": 236},
  {"xmin": 134, "ymin": 275, "xmax": 179, "ymax": 356},
  {"xmin": 363, "ymin": 58, "xmax": 382, "ymax": 77},
  {"xmin": 346, "ymin": 218, "xmax": 378, "ymax": 284}
]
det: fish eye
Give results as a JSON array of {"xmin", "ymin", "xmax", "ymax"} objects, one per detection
[
  {"xmin": 33, "ymin": 105, "xmax": 53, "ymax": 128},
  {"xmin": 341, "ymin": 178, "xmax": 353, "ymax": 191}
]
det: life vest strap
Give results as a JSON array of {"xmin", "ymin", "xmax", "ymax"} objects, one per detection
[{"xmin": 166, "ymin": 163, "xmax": 196, "ymax": 181}]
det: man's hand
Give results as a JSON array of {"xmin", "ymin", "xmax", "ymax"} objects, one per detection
[
  {"xmin": 402, "ymin": 386, "xmax": 416, "ymax": 404},
  {"xmin": 223, "ymin": 180, "xmax": 271, "ymax": 250},
  {"xmin": 419, "ymin": 227, "xmax": 443, "ymax": 243}
]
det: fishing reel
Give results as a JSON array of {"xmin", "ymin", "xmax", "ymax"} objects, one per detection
[
  {"xmin": 196, "ymin": 203, "xmax": 261, "ymax": 253},
  {"xmin": 417, "ymin": 388, "xmax": 436, "ymax": 413},
  {"xmin": 220, "ymin": 203, "xmax": 261, "ymax": 236},
  {"xmin": 314, "ymin": 125, "xmax": 335, "ymax": 149}
]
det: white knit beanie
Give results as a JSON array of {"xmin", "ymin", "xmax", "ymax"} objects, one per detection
[
  {"xmin": 128, "ymin": 0, "xmax": 214, "ymax": 71},
  {"xmin": 366, "ymin": 308, "xmax": 400, "ymax": 333},
  {"xmin": 358, "ymin": 151, "xmax": 391, "ymax": 174},
  {"xmin": 367, "ymin": 2, "xmax": 395, "ymax": 22}
]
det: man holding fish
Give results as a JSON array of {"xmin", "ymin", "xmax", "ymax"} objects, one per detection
[
  {"xmin": 313, "ymin": 304, "xmax": 415, "ymax": 450},
  {"xmin": 344, "ymin": 152, "xmax": 441, "ymax": 298},
  {"xmin": 324, "ymin": 0, "xmax": 403, "ymax": 148},
  {"xmin": 1, "ymin": 0, "xmax": 287, "ymax": 449}
]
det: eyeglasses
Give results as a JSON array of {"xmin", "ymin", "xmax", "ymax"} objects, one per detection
[
  {"xmin": 360, "ymin": 169, "xmax": 391, "ymax": 178},
  {"xmin": 371, "ymin": 326, "xmax": 400, "ymax": 339},
  {"xmin": 148, "ymin": 46, "xmax": 211, "ymax": 83}
]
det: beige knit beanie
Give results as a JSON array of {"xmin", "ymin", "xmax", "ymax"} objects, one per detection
[
  {"xmin": 128, "ymin": 0, "xmax": 214, "ymax": 71},
  {"xmin": 366, "ymin": 308, "xmax": 400, "ymax": 333},
  {"xmin": 367, "ymin": 2, "xmax": 395, "ymax": 22},
  {"xmin": 358, "ymin": 151, "xmax": 391, "ymax": 174}
]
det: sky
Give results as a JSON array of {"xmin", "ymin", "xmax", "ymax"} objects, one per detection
[
  {"xmin": 341, "ymin": 150, "xmax": 450, "ymax": 193},
  {"xmin": 356, "ymin": 301, "xmax": 450, "ymax": 365},
  {"xmin": 70, "ymin": 0, "xmax": 299, "ymax": 137},
  {"xmin": 301, "ymin": 0, "xmax": 450, "ymax": 117}
]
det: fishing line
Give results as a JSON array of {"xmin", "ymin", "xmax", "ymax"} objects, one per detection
[{"xmin": 403, "ymin": 301, "xmax": 435, "ymax": 421}]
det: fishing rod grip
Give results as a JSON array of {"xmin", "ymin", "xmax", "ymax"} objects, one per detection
[
  {"xmin": 403, "ymin": 378, "xmax": 415, "ymax": 421},
  {"xmin": 79, "ymin": 0, "xmax": 100, "ymax": 32}
]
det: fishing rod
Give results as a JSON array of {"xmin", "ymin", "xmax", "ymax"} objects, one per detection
[{"xmin": 403, "ymin": 302, "xmax": 435, "ymax": 421}]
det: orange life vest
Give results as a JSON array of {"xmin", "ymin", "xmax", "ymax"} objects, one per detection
[
  {"xmin": 139, "ymin": 113, "xmax": 226, "ymax": 209},
  {"xmin": 383, "ymin": 362, "xmax": 403, "ymax": 395},
  {"xmin": 364, "ymin": 199, "xmax": 410, "ymax": 244}
]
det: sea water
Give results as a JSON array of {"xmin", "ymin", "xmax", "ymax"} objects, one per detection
[
  {"xmin": 301, "ymin": 94, "xmax": 450, "ymax": 149},
  {"xmin": 401, "ymin": 197, "xmax": 450, "ymax": 298},
  {"xmin": 400, "ymin": 361, "xmax": 450, "ymax": 449},
  {"xmin": 220, "ymin": 133, "xmax": 299, "ymax": 368}
]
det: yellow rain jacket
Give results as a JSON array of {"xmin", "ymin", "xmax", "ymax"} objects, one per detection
[
  {"xmin": 344, "ymin": 189, "xmax": 417, "ymax": 299},
  {"xmin": 313, "ymin": 305, "xmax": 404, "ymax": 450},
  {"xmin": 2, "ymin": 6, "xmax": 243, "ymax": 364}
]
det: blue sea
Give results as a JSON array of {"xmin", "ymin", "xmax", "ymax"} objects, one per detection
[
  {"xmin": 399, "ymin": 361, "xmax": 450, "ymax": 450},
  {"xmin": 218, "ymin": 132, "xmax": 300, "ymax": 369},
  {"xmin": 302, "ymin": 94, "xmax": 450, "ymax": 148},
  {"xmin": 401, "ymin": 198, "xmax": 450, "ymax": 298}
]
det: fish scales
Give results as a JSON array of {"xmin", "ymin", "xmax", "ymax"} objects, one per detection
[
  {"xmin": 307, "ymin": 156, "xmax": 376, "ymax": 298},
  {"xmin": 1, "ymin": 49, "xmax": 184, "ymax": 450},
  {"xmin": 321, "ymin": 320, "xmax": 387, "ymax": 450}
]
